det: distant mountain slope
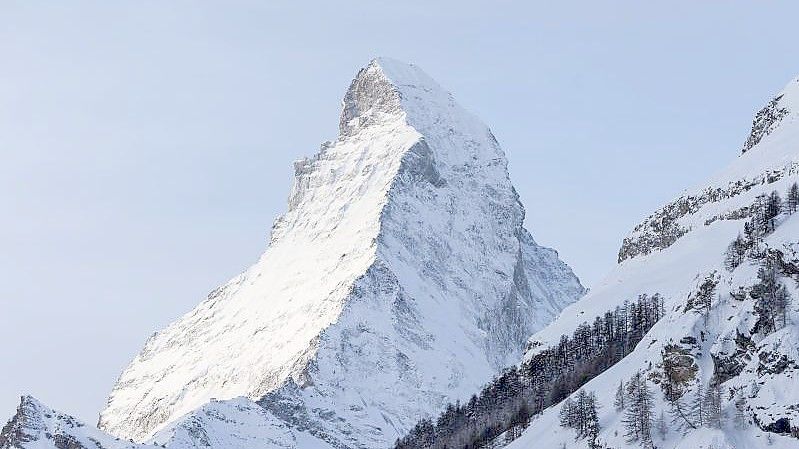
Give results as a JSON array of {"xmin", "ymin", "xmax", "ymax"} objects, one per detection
[
  {"xmin": 508, "ymin": 76, "xmax": 799, "ymax": 449},
  {"xmin": 0, "ymin": 396, "xmax": 147, "ymax": 449}
]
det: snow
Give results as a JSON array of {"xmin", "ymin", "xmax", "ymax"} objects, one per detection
[
  {"xmin": 508, "ymin": 75, "xmax": 799, "ymax": 449},
  {"xmin": 92, "ymin": 57, "xmax": 584, "ymax": 448},
  {"xmin": 510, "ymin": 216, "xmax": 799, "ymax": 448}
]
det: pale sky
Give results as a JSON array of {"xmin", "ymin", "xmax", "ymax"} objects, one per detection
[{"xmin": 2, "ymin": 0, "xmax": 799, "ymax": 424}]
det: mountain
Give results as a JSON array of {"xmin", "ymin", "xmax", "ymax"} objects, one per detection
[
  {"xmin": 395, "ymin": 78, "xmax": 799, "ymax": 449},
  {"xmin": 1, "ymin": 58, "xmax": 585, "ymax": 449},
  {"xmin": 0, "ymin": 397, "xmax": 147, "ymax": 449}
]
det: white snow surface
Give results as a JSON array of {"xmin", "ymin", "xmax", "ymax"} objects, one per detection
[
  {"xmin": 503, "ymin": 76, "xmax": 799, "ymax": 449},
  {"xmin": 89, "ymin": 58, "xmax": 585, "ymax": 448}
]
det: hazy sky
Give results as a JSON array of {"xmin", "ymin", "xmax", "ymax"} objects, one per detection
[{"xmin": 3, "ymin": 0, "xmax": 799, "ymax": 425}]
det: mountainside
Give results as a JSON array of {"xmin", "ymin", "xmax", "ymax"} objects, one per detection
[
  {"xmin": 513, "ymin": 76, "xmax": 799, "ymax": 449},
  {"xmin": 1, "ymin": 58, "xmax": 584, "ymax": 449},
  {"xmin": 0, "ymin": 397, "xmax": 148, "ymax": 449},
  {"xmin": 395, "ymin": 77, "xmax": 799, "ymax": 449}
]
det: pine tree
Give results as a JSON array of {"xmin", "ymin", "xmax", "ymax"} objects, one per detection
[
  {"xmin": 703, "ymin": 384, "xmax": 724, "ymax": 428},
  {"xmin": 753, "ymin": 194, "xmax": 768, "ymax": 238},
  {"xmin": 689, "ymin": 274, "xmax": 717, "ymax": 324},
  {"xmin": 734, "ymin": 393, "xmax": 748, "ymax": 429},
  {"xmin": 764, "ymin": 190, "xmax": 782, "ymax": 232},
  {"xmin": 691, "ymin": 382, "xmax": 705, "ymax": 428},
  {"xmin": 615, "ymin": 380, "xmax": 626, "ymax": 411},
  {"xmin": 560, "ymin": 396, "xmax": 576, "ymax": 428},
  {"xmin": 584, "ymin": 391, "xmax": 601, "ymax": 449},
  {"xmin": 623, "ymin": 372, "xmax": 654, "ymax": 445},
  {"xmin": 788, "ymin": 182, "xmax": 799, "ymax": 214},
  {"xmin": 656, "ymin": 411, "xmax": 668, "ymax": 440},
  {"xmin": 775, "ymin": 282, "xmax": 792, "ymax": 329},
  {"xmin": 724, "ymin": 234, "xmax": 747, "ymax": 270},
  {"xmin": 751, "ymin": 260, "xmax": 784, "ymax": 334}
]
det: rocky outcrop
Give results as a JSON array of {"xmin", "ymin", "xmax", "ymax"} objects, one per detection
[
  {"xmin": 0, "ymin": 396, "xmax": 146, "ymax": 449},
  {"xmin": 742, "ymin": 94, "xmax": 790, "ymax": 154}
]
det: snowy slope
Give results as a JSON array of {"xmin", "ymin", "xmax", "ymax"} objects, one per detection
[
  {"xmin": 0, "ymin": 396, "xmax": 152, "ymax": 449},
  {"xmin": 498, "ymin": 77, "xmax": 799, "ymax": 448},
  {"xmin": 74, "ymin": 57, "xmax": 582, "ymax": 449}
]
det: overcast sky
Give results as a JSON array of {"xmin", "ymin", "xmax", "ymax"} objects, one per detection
[{"xmin": 2, "ymin": 0, "xmax": 799, "ymax": 424}]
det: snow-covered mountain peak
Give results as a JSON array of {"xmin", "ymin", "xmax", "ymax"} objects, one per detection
[
  {"xmin": 338, "ymin": 58, "xmax": 493, "ymax": 164},
  {"xmin": 92, "ymin": 58, "xmax": 584, "ymax": 448},
  {"xmin": 339, "ymin": 58, "xmax": 450, "ymax": 131},
  {"xmin": 338, "ymin": 58, "xmax": 404, "ymax": 136}
]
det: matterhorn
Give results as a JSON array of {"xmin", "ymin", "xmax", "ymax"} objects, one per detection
[{"xmin": 0, "ymin": 58, "xmax": 584, "ymax": 449}]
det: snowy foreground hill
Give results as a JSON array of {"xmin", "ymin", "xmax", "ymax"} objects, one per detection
[
  {"xmin": 0, "ymin": 59, "xmax": 585, "ymax": 449},
  {"xmin": 395, "ymin": 79, "xmax": 799, "ymax": 449}
]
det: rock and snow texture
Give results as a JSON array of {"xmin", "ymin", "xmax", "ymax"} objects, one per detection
[
  {"xmin": 79, "ymin": 58, "xmax": 584, "ymax": 449},
  {"xmin": 618, "ymin": 76, "xmax": 799, "ymax": 263},
  {"xmin": 501, "ymin": 77, "xmax": 799, "ymax": 448},
  {"xmin": 0, "ymin": 396, "xmax": 150, "ymax": 449}
]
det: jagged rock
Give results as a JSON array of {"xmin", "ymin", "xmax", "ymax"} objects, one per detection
[
  {"xmin": 742, "ymin": 94, "xmax": 790, "ymax": 154},
  {"xmin": 0, "ymin": 396, "xmax": 146, "ymax": 449}
]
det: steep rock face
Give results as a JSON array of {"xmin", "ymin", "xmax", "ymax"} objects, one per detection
[{"xmin": 95, "ymin": 58, "xmax": 584, "ymax": 448}]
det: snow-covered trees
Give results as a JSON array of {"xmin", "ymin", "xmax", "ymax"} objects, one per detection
[
  {"xmin": 725, "ymin": 234, "xmax": 748, "ymax": 270},
  {"xmin": 751, "ymin": 259, "xmax": 793, "ymax": 334},
  {"xmin": 741, "ymin": 188, "xmax": 788, "ymax": 250},
  {"xmin": 559, "ymin": 390, "xmax": 600, "ymax": 447},
  {"xmin": 395, "ymin": 295, "xmax": 664, "ymax": 449},
  {"xmin": 703, "ymin": 384, "xmax": 724, "ymax": 429},
  {"xmin": 688, "ymin": 273, "xmax": 718, "ymax": 321},
  {"xmin": 764, "ymin": 190, "xmax": 783, "ymax": 232},
  {"xmin": 689, "ymin": 382, "xmax": 706, "ymax": 428},
  {"xmin": 622, "ymin": 371, "xmax": 654, "ymax": 446},
  {"xmin": 788, "ymin": 182, "xmax": 799, "ymax": 214},
  {"xmin": 614, "ymin": 380, "xmax": 626, "ymax": 411}
]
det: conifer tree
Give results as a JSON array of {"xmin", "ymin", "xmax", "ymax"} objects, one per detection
[
  {"xmin": 560, "ymin": 396, "xmax": 576, "ymax": 428},
  {"xmin": 788, "ymin": 182, "xmax": 799, "ymax": 214},
  {"xmin": 691, "ymin": 382, "xmax": 705, "ymax": 428},
  {"xmin": 724, "ymin": 234, "xmax": 747, "ymax": 270},
  {"xmin": 623, "ymin": 372, "xmax": 654, "ymax": 445},
  {"xmin": 751, "ymin": 260, "xmax": 789, "ymax": 334},
  {"xmin": 734, "ymin": 393, "xmax": 748, "ymax": 429},
  {"xmin": 703, "ymin": 384, "xmax": 724, "ymax": 428},
  {"xmin": 615, "ymin": 380, "xmax": 626, "ymax": 411},
  {"xmin": 764, "ymin": 190, "xmax": 782, "ymax": 233}
]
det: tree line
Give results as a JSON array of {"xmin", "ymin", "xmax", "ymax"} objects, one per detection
[{"xmin": 394, "ymin": 294, "xmax": 664, "ymax": 449}]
